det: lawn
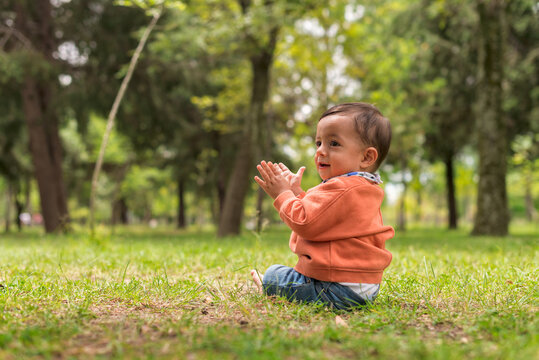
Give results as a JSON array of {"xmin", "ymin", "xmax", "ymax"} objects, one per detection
[{"xmin": 0, "ymin": 226, "xmax": 537, "ymax": 359}]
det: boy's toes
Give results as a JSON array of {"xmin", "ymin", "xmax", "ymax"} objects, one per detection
[{"xmin": 251, "ymin": 269, "xmax": 263, "ymax": 290}]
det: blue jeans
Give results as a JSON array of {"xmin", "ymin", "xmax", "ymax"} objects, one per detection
[{"xmin": 262, "ymin": 265, "xmax": 373, "ymax": 310}]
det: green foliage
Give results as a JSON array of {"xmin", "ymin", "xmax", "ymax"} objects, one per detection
[
  {"xmin": 0, "ymin": 53, "xmax": 24, "ymax": 84},
  {"xmin": 1, "ymin": 0, "xmax": 537, "ymax": 232},
  {"xmin": 342, "ymin": 0, "xmax": 424, "ymax": 174},
  {"xmin": 0, "ymin": 51, "xmax": 56, "ymax": 84},
  {"xmin": 121, "ymin": 165, "xmax": 177, "ymax": 219},
  {"xmin": 116, "ymin": 0, "xmax": 185, "ymax": 16},
  {"xmin": 87, "ymin": 114, "xmax": 133, "ymax": 164},
  {"xmin": 60, "ymin": 114, "xmax": 133, "ymax": 222},
  {"xmin": 0, "ymin": 54, "xmax": 31, "ymax": 186},
  {"xmin": 191, "ymin": 63, "xmax": 251, "ymax": 134}
]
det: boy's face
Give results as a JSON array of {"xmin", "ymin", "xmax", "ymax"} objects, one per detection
[{"xmin": 315, "ymin": 115, "xmax": 367, "ymax": 181}]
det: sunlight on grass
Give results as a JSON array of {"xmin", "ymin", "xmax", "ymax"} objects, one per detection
[{"xmin": 0, "ymin": 227, "xmax": 537, "ymax": 359}]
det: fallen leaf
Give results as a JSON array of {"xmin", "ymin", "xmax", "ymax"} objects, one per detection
[{"xmin": 335, "ymin": 315, "xmax": 348, "ymax": 327}]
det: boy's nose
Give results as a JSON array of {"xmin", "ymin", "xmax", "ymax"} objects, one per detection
[{"xmin": 316, "ymin": 144, "xmax": 327, "ymax": 156}]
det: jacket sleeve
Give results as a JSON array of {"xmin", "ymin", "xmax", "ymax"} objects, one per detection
[{"xmin": 273, "ymin": 184, "xmax": 369, "ymax": 241}]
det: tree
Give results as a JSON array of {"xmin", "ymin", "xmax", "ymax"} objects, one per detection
[
  {"xmin": 120, "ymin": 2, "xmax": 232, "ymax": 229},
  {"xmin": 168, "ymin": 0, "xmax": 315, "ymax": 236},
  {"xmin": 504, "ymin": 0, "xmax": 539, "ymax": 224},
  {"xmin": 472, "ymin": 0, "xmax": 509, "ymax": 236},
  {"xmin": 216, "ymin": 0, "xmax": 279, "ymax": 237},
  {"xmin": 400, "ymin": 0, "xmax": 477, "ymax": 229},
  {"xmin": 0, "ymin": 54, "xmax": 29, "ymax": 232},
  {"xmin": 1, "ymin": 0, "xmax": 69, "ymax": 232},
  {"xmin": 88, "ymin": 6, "xmax": 161, "ymax": 234},
  {"xmin": 342, "ymin": 0, "xmax": 424, "ymax": 230},
  {"xmin": 386, "ymin": 0, "xmax": 537, "ymax": 232},
  {"xmin": 55, "ymin": 1, "xmax": 162, "ymax": 226}
]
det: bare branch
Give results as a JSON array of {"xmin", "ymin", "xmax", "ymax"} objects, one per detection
[
  {"xmin": 0, "ymin": 24, "xmax": 34, "ymax": 51},
  {"xmin": 89, "ymin": 8, "xmax": 162, "ymax": 235}
]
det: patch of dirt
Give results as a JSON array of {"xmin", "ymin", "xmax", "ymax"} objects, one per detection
[
  {"xmin": 57, "ymin": 285, "xmax": 475, "ymax": 357},
  {"xmin": 408, "ymin": 313, "xmax": 467, "ymax": 341},
  {"xmin": 392, "ymin": 300, "xmax": 471, "ymax": 341},
  {"xmin": 190, "ymin": 295, "xmax": 270, "ymax": 327},
  {"xmin": 61, "ymin": 287, "xmax": 270, "ymax": 357},
  {"xmin": 61, "ymin": 299, "xmax": 187, "ymax": 357}
]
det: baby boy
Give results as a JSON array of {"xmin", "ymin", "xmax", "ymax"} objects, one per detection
[{"xmin": 251, "ymin": 102, "xmax": 395, "ymax": 310}]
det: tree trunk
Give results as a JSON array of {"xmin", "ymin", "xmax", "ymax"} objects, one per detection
[
  {"xmin": 177, "ymin": 178, "xmax": 186, "ymax": 229},
  {"xmin": 112, "ymin": 197, "xmax": 128, "ymax": 225},
  {"xmin": 110, "ymin": 165, "xmax": 129, "ymax": 226},
  {"xmin": 414, "ymin": 189, "xmax": 422, "ymax": 224},
  {"xmin": 216, "ymin": 178, "xmax": 226, "ymax": 221},
  {"xmin": 4, "ymin": 184, "xmax": 12, "ymax": 233},
  {"xmin": 256, "ymin": 106, "xmax": 274, "ymax": 233},
  {"xmin": 24, "ymin": 177, "xmax": 31, "ymax": 212},
  {"xmin": 444, "ymin": 153, "xmax": 458, "ymax": 229},
  {"xmin": 218, "ymin": 137, "xmax": 254, "ymax": 237},
  {"xmin": 524, "ymin": 175, "xmax": 535, "ymax": 222},
  {"xmin": 256, "ymin": 188, "xmax": 265, "ymax": 232},
  {"xmin": 15, "ymin": 188, "xmax": 23, "ymax": 232},
  {"xmin": 15, "ymin": 1, "xmax": 69, "ymax": 233},
  {"xmin": 397, "ymin": 184, "xmax": 407, "ymax": 231},
  {"xmin": 212, "ymin": 130, "xmax": 226, "ymax": 224},
  {"xmin": 473, "ymin": 0, "xmax": 509, "ymax": 236},
  {"xmin": 217, "ymin": 26, "xmax": 278, "ymax": 237},
  {"xmin": 397, "ymin": 153, "xmax": 408, "ymax": 231},
  {"xmin": 22, "ymin": 78, "xmax": 69, "ymax": 233}
]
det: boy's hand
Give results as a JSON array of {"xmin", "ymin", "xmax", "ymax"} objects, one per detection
[
  {"xmin": 254, "ymin": 161, "xmax": 293, "ymax": 199},
  {"xmin": 277, "ymin": 163, "xmax": 305, "ymax": 196}
]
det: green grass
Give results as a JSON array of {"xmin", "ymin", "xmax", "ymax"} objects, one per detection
[{"xmin": 0, "ymin": 226, "xmax": 537, "ymax": 359}]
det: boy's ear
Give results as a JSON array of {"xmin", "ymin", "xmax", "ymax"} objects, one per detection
[{"xmin": 359, "ymin": 147, "xmax": 378, "ymax": 170}]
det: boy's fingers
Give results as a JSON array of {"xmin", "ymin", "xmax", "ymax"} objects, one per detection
[
  {"xmin": 255, "ymin": 176, "xmax": 275, "ymax": 198},
  {"xmin": 267, "ymin": 161, "xmax": 278, "ymax": 175},
  {"xmin": 254, "ymin": 176, "xmax": 266, "ymax": 187},
  {"xmin": 297, "ymin": 166, "xmax": 306, "ymax": 178},
  {"xmin": 255, "ymin": 177, "xmax": 271, "ymax": 194},
  {"xmin": 271, "ymin": 162, "xmax": 286, "ymax": 176},
  {"xmin": 260, "ymin": 161, "xmax": 269, "ymax": 173},
  {"xmin": 260, "ymin": 160, "xmax": 288, "ymax": 179},
  {"xmin": 263, "ymin": 161, "xmax": 278, "ymax": 177},
  {"xmin": 257, "ymin": 164, "xmax": 270, "ymax": 181},
  {"xmin": 279, "ymin": 163, "xmax": 291, "ymax": 174},
  {"xmin": 260, "ymin": 162, "xmax": 279, "ymax": 182}
]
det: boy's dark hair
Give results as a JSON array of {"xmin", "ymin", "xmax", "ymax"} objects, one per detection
[{"xmin": 319, "ymin": 102, "xmax": 392, "ymax": 170}]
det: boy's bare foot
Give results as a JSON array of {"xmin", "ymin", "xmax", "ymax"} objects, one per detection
[{"xmin": 251, "ymin": 270, "xmax": 263, "ymax": 292}]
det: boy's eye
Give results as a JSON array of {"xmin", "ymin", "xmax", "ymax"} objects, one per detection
[
  {"xmin": 330, "ymin": 140, "xmax": 340, "ymax": 146},
  {"xmin": 315, "ymin": 141, "xmax": 321, "ymax": 147}
]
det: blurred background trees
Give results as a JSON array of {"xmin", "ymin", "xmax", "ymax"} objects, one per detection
[{"xmin": 0, "ymin": 0, "xmax": 537, "ymax": 236}]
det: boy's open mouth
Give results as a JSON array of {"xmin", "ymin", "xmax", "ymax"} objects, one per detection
[{"xmin": 318, "ymin": 163, "xmax": 330, "ymax": 167}]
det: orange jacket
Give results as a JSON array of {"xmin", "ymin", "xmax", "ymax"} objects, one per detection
[{"xmin": 273, "ymin": 176, "xmax": 394, "ymax": 283}]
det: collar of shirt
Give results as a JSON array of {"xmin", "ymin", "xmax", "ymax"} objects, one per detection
[{"xmin": 322, "ymin": 171, "xmax": 383, "ymax": 184}]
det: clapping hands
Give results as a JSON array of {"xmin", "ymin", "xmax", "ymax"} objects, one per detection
[
  {"xmin": 254, "ymin": 161, "xmax": 306, "ymax": 199},
  {"xmin": 275, "ymin": 162, "xmax": 305, "ymax": 196}
]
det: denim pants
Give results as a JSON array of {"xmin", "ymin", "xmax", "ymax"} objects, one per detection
[{"xmin": 262, "ymin": 264, "xmax": 373, "ymax": 310}]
